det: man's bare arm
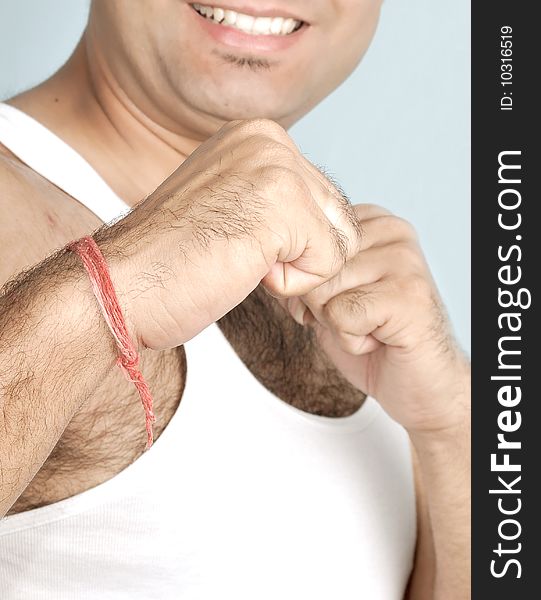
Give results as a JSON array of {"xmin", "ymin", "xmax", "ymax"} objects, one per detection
[
  {"xmin": 0, "ymin": 249, "xmax": 117, "ymax": 516},
  {"xmin": 292, "ymin": 202, "xmax": 471, "ymax": 599},
  {"xmin": 0, "ymin": 118, "xmax": 365, "ymax": 517},
  {"xmin": 408, "ymin": 385, "xmax": 471, "ymax": 599}
]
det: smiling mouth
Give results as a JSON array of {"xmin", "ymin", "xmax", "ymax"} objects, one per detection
[{"xmin": 190, "ymin": 3, "xmax": 305, "ymax": 36}]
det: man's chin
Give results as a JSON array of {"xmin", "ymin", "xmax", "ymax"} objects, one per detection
[{"xmin": 189, "ymin": 84, "xmax": 297, "ymax": 126}]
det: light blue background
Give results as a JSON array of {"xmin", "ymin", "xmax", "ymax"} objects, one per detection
[{"xmin": 0, "ymin": 0, "xmax": 470, "ymax": 351}]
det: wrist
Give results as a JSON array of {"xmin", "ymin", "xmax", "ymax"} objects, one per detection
[
  {"xmin": 93, "ymin": 223, "xmax": 147, "ymax": 349},
  {"xmin": 407, "ymin": 357, "xmax": 471, "ymax": 443},
  {"xmin": 408, "ymin": 381, "xmax": 471, "ymax": 457}
]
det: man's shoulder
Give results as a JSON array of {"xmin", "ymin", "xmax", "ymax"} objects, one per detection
[
  {"xmin": 0, "ymin": 148, "xmax": 88, "ymax": 285},
  {"xmin": 0, "ymin": 147, "xmax": 53, "ymax": 214}
]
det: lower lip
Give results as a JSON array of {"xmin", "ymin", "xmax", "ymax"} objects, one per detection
[{"xmin": 190, "ymin": 8, "xmax": 308, "ymax": 52}]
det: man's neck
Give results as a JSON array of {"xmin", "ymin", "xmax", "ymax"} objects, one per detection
[{"xmin": 9, "ymin": 40, "xmax": 206, "ymax": 206}]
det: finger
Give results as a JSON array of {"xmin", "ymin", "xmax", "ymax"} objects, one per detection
[
  {"xmin": 353, "ymin": 212, "xmax": 418, "ymax": 251},
  {"xmin": 320, "ymin": 277, "xmax": 430, "ymax": 348},
  {"xmin": 296, "ymin": 158, "xmax": 363, "ymax": 260},
  {"xmin": 328, "ymin": 330, "xmax": 383, "ymax": 356},
  {"xmin": 261, "ymin": 185, "xmax": 353, "ymax": 298},
  {"xmin": 311, "ymin": 320, "xmax": 384, "ymax": 357},
  {"xmin": 351, "ymin": 203, "xmax": 393, "ymax": 221},
  {"xmin": 307, "ymin": 325, "xmax": 379, "ymax": 390},
  {"xmin": 301, "ymin": 241, "xmax": 427, "ymax": 318},
  {"xmin": 213, "ymin": 119, "xmax": 248, "ymax": 140},
  {"xmin": 323, "ymin": 283, "xmax": 387, "ymax": 338}
]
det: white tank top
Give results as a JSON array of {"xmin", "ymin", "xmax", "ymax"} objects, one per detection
[{"xmin": 0, "ymin": 102, "xmax": 417, "ymax": 600}]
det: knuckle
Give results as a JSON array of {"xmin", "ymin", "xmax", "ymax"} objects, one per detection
[
  {"xmin": 317, "ymin": 168, "xmax": 349, "ymax": 203},
  {"xmin": 335, "ymin": 195, "xmax": 357, "ymax": 222},
  {"xmin": 327, "ymin": 226, "xmax": 349, "ymax": 271},
  {"xmin": 248, "ymin": 136, "xmax": 298, "ymax": 167},
  {"xmin": 354, "ymin": 203, "xmax": 393, "ymax": 218},
  {"xmin": 344, "ymin": 289, "xmax": 370, "ymax": 317},
  {"xmin": 337, "ymin": 332, "xmax": 366, "ymax": 355},
  {"xmin": 260, "ymin": 164, "xmax": 307, "ymax": 196},
  {"xmin": 324, "ymin": 289, "xmax": 367, "ymax": 327},
  {"xmin": 238, "ymin": 118, "xmax": 289, "ymax": 141},
  {"xmin": 323, "ymin": 295, "xmax": 341, "ymax": 325},
  {"xmin": 398, "ymin": 273, "xmax": 432, "ymax": 300},
  {"xmin": 393, "ymin": 216, "xmax": 417, "ymax": 239},
  {"xmin": 346, "ymin": 207, "xmax": 364, "ymax": 244},
  {"xmin": 216, "ymin": 119, "xmax": 244, "ymax": 137},
  {"xmin": 393, "ymin": 241, "xmax": 423, "ymax": 268},
  {"xmin": 378, "ymin": 215, "xmax": 417, "ymax": 240}
]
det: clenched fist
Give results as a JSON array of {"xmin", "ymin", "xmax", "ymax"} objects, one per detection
[
  {"xmin": 283, "ymin": 203, "xmax": 470, "ymax": 434},
  {"xmin": 97, "ymin": 119, "xmax": 362, "ymax": 350}
]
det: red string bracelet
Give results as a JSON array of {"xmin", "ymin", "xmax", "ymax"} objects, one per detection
[{"xmin": 68, "ymin": 236, "xmax": 156, "ymax": 450}]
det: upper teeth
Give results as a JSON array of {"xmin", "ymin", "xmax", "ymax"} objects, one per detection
[{"xmin": 192, "ymin": 4, "xmax": 302, "ymax": 35}]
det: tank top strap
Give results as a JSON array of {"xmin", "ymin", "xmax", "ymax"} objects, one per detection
[{"xmin": 0, "ymin": 102, "xmax": 130, "ymax": 224}]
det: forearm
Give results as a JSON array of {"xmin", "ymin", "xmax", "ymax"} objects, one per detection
[
  {"xmin": 409, "ymin": 375, "xmax": 471, "ymax": 599},
  {"xmin": 0, "ymin": 247, "xmax": 118, "ymax": 516}
]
